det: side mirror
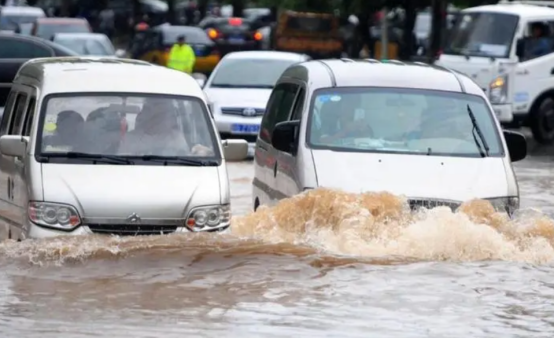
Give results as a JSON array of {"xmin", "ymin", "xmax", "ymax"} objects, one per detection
[
  {"xmin": 503, "ymin": 130, "xmax": 527, "ymax": 162},
  {"xmin": 516, "ymin": 38, "xmax": 525, "ymax": 61},
  {"xmin": 222, "ymin": 139, "xmax": 248, "ymax": 161},
  {"xmin": 115, "ymin": 49, "xmax": 127, "ymax": 58},
  {"xmin": 272, "ymin": 120, "xmax": 299, "ymax": 153},
  {"xmin": 0, "ymin": 135, "xmax": 28, "ymax": 158}
]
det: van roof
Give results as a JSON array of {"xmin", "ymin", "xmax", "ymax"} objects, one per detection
[
  {"xmin": 224, "ymin": 50, "xmax": 308, "ymax": 61},
  {"xmin": 463, "ymin": 4, "xmax": 554, "ymax": 17},
  {"xmin": 15, "ymin": 57, "xmax": 204, "ymax": 97},
  {"xmin": 288, "ymin": 59, "xmax": 482, "ymax": 95}
]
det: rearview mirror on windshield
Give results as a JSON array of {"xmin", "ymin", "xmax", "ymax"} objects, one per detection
[
  {"xmin": 503, "ymin": 130, "xmax": 527, "ymax": 162},
  {"xmin": 222, "ymin": 139, "xmax": 248, "ymax": 161},
  {"xmin": 272, "ymin": 120, "xmax": 299, "ymax": 153},
  {"xmin": 0, "ymin": 135, "xmax": 28, "ymax": 158}
]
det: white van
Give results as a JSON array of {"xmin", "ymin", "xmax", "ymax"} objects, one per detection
[
  {"xmin": 436, "ymin": 1, "xmax": 554, "ymax": 144},
  {"xmin": 0, "ymin": 57, "xmax": 248, "ymax": 241},
  {"xmin": 252, "ymin": 59, "xmax": 527, "ymax": 214}
]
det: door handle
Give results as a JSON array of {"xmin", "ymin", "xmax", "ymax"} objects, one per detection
[
  {"xmin": 273, "ymin": 161, "xmax": 278, "ymax": 177},
  {"xmin": 7, "ymin": 177, "xmax": 10, "ymax": 199}
]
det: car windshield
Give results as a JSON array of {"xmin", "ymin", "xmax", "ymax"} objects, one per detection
[
  {"xmin": 210, "ymin": 58, "xmax": 297, "ymax": 88},
  {"xmin": 0, "ymin": 14, "xmax": 40, "ymax": 30},
  {"xmin": 55, "ymin": 38, "xmax": 114, "ymax": 55},
  {"xmin": 444, "ymin": 12, "xmax": 518, "ymax": 58},
  {"xmin": 36, "ymin": 23, "xmax": 89, "ymax": 39},
  {"xmin": 38, "ymin": 94, "xmax": 220, "ymax": 164},
  {"xmin": 307, "ymin": 87, "xmax": 503, "ymax": 157}
]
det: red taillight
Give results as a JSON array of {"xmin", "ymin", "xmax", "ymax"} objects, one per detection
[
  {"xmin": 253, "ymin": 31, "xmax": 262, "ymax": 41},
  {"xmin": 228, "ymin": 17, "xmax": 242, "ymax": 26},
  {"xmin": 207, "ymin": 28, "xmax": 218, "ymax": 39}
]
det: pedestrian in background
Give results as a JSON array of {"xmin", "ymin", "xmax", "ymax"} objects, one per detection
[{"xmin": 167, "ymin": 35, "xmax": 196, "ymax": 74}]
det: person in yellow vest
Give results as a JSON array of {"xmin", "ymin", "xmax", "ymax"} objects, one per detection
[{"xmin": 167, "ymin": 35, "xmax": 196, "ymax": 74}]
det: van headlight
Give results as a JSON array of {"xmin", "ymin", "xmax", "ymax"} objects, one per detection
[
  {"xmin": 28, "ymin": 202, "xmax": 82, "ymax": 230},
  {"xmin": 489, "ymin": 75, "xmax": 508, "ymax": 104},
  {"xmin": 185, "ymin": 205, "xmax": 230, "ymax": 231},
  {"xmin": 485, "ymin": 197, "xmax": 519, "ymax": 215}
]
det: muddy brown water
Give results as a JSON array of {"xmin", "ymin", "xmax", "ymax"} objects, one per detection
[{"xmin": 1, "ymin": 157, "xmax": 554, "ymax": 338}]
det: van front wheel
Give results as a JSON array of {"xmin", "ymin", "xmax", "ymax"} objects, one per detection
[{"xmin": 530, "ymin": 96, "xmax": 554, "ymax": 144}]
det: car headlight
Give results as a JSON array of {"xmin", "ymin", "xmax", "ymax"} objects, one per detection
[
  {"xmin": 489, "ymin": 75, "xmax": 508, "ymax": 104},
  {"xmin": 28, "ymin": 201, "xmax": 82, "ymax": 230},
  {"xmin": 485, "ymin": 196, "xmax": 519, "ymax": 215},
  {"xmin": 185, "ymin": 205, "xmax": 230, "ymax": 231}
]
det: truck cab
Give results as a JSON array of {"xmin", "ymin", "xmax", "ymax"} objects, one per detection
[{"xmin": 436, "ymin": 1, "xmax": 554, "ymax": 144}]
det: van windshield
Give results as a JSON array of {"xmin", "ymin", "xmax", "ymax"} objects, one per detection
[
  {"xmin": 444, "ymin": 12, "xmax": 518, "ymax": 58},
  {"xmin": 37, "ymin": 94, "xmax": 220, "ymax": 164},
  {"xmin": 307, "ymin": 87, "xmax": 503, "ymax": 157}
]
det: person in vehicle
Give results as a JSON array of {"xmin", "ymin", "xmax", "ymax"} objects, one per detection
[
  {"xmin": 42, "ymin": 110, "xmax": 85, "ymax": 151},
  {"xmin": 313, "ymin": 95, "xmax": 373, "ymax": 144},
  {"xmin": 118, "ymin": 99, "xmax": 213, "ymax": 156},
  {"xmin": 530, "ymin": 22, "xmax": 551, "ymax": 58},
  {"xmin": 167, "ymin": 35, "xmax": 196, "ymax": 74}
]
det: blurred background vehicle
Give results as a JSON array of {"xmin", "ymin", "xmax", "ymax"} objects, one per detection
[
  {"xmin": 31, "ymin": 17, "xmax": 91, "ymax": 39},
  {"xmin": 0, "ymin": 5, "xmax": 45, "ymax": 32},
  {"xmin": 198, "ymin": 16, "xmax": 263, "ymax": 56},
  {"xmin": 131, "ymin": 24, "xmax": 219, "ymax": 74},
  {"xmin": 51, "ymin": 32, "xmax": 125, "ymax": 57}
]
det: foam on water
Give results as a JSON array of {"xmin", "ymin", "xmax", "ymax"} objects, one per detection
[{"xmin": 1, "ymin": 188, "xmax": 554, "ymax": 266}]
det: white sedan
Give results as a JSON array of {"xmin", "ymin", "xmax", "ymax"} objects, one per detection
[
  {"xmin": 203, "ymin": 51, "xmax": 310, "ymax": 155},
  {"xmin": 51, "ymin": 33, "xmax": 126, "ymax": 58}
]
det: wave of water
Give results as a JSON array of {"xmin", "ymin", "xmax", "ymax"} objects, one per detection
[{"xmin": 1, "ymin": 188, "xmax": 554, "ymax": 266}]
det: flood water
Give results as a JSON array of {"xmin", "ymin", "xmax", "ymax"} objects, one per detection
[{"xmin": 2, "ymin": 153, "xmax": 554, "ymax": 337}]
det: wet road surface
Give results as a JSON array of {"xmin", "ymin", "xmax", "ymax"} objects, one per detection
[{"xmin": 1, "ymin": 150, "xmax": 554, "ymax": 337}]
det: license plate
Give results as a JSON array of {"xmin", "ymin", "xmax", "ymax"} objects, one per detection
[
  {"xmin": 231, "ymin": 124, "xmax": 259, "ymax": 133},
  {"xmin": 228, "ymin": 37, "xmax": 244, "ymax": 44}
]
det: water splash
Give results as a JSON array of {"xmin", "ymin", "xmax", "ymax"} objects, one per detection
[{"xmin": 2, "ymin": 188, "xmax": 554, "ymax": 265}]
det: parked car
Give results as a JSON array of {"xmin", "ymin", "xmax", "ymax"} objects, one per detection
[
  {"xmin": 131, "ymin": 24, "xmax": 219, "ymax": 74},
  {"xmin": 52, "ymin": 33, "xmax": 125, "ymax": 57},
  {"xmin": 0, "ymin": 6, "xmax": 45, "ymax": 32},
  {"xmin": 31, "ymin": 17, "xmax": 91, "ymax": 40},
  {"xmin": 0, "ymin": 56, "xmax": 248, "ymax": 240},
  {"xmin": 203, "ymin": 51, "xmax": 309, "ymax": 155},
  {"xmin": 252, "ymin": 58, "xmax": 527, "ymax": 214}
]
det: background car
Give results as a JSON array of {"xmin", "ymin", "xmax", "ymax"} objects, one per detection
[
  {"xmin": 31, "ymin": 17, "xmax": 92, "ymax": 40},
  {"xmin": 203, "ymin": 51, "xmax": 310, "ymax": 156},
  {"xmin": 198, "ymin": 16, "xmax": 263, "ymax": 56},
  {"xmin": 52, "ymin": 32, "xmax": 125, "ymax": 57},
  {"xmin": 131, "ymin": 24, "xmax": 219, "ymax": 74},
  {"xmin": 0, "ymin": 6, "xmax": 45, "ymax": 32}
]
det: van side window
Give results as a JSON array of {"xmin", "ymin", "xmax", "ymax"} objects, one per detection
[
  {"xmin": 0, "ymin": 91, "xmax": 17, "ymax": 136},
  {"xmin": 10, "ymin": 93, "xmax": 28, "ymax": 135},
  {"xmin": 290, "ymin": 87, "xmax": 305, "ymax": 121},
  {"xmin": 260, "ymin": 83, "xmax": 298, "ymax": 142},
  {"xmin": 22, "ymin": 97, "xmax": 36, "ymax": 136},
  {"xmin": 521, "ymin": 21, "xmax": 554, "ymax": 61}
]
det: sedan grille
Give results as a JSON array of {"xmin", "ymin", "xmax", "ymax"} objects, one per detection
[
  {"xmin": 221, "ymin": 107, "xmax": 265, "ymax": 117},
  {"xmin": 408, "ymin": 199, "xmax": 460, "ymax": 212},
  {"xmin": 88, "ymin": 224, "xmax": 178, "ymax": 236}
]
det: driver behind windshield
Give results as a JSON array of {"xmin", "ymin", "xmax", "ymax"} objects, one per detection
[
  {"xmin": 314, "ymin": 95, "xmax": 374, "ymax": 144},
  {"xmin": 42, "ymin": 110, "xmax": 85, "ymax": 152},
  {"xmin": 118, "ymin": 98, "xmax": 213, "ymax": 156},
  {"xmin": 530, "ymin": 22, "xmax": 551, "ymax": 58}
]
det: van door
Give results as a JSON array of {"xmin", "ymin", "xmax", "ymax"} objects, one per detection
[
  {"xmin": 0, "ymin": 90, "xmax": 16, "ymax": 239},
  {"xmin": 274, "ymin": 85, "xmax": 305, "ymax": 199},
  {"xmin": 0, "ymin": 89, "xmax": 28, "ymax": 234},
  {"xmin": 254, "ymin": 82, "xmax": 298, "ymax": 206}
]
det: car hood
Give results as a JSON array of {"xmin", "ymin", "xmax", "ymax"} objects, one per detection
[
  {"xmin": 204, "ymin": 87, "xmax": 272, "ymax": 107},
  {"xmin": 41, "ymin": 164, "xmax": 221, "ymax": 219},
  {"xmin": 311, "ymin": 151, "xmax": 509, "ymax": 202}
]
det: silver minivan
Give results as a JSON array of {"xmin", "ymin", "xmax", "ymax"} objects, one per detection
[
  {"xmin": 0, "ymin": 57, "xmax": 248, "ymax": 241},
  {"xmin": 252, "ymin": 59, "xmax": 528, "ymax": 213}
]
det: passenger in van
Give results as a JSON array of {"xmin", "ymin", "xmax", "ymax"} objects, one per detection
[
  {"xmin": 313, "ymin": 97, "xmax": 374, "ymax": 144},
  {"xmin": 530, "ymin": 22, "xmax": 551, "ymax": 57},
  {"xmin": 82, "ymin": 108, "xmax": 125, "ymax": 154},
  {"xmin": 42, "ymin": 110, "xmax": 85, "ymax": 152}
]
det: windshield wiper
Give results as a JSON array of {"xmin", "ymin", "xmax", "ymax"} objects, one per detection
[
  {"xmin": 467, "ymin": 105, "xmax": 489, "ymax": 157},
  {"xmin": 139, "ymin": 155, "xmax": 218, "ymax": 166},
  {"xmin": 41, "ymin": 152, "xmax": 134, "ymax": 164}
]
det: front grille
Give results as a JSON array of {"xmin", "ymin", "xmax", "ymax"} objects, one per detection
[
  {"xmin": 221, "ymin": 107, "xmax": 265, "ymax": 117},
  {"xmin": 220, "ymin": 132, "xmax": 258, "ymax": 143},
  {"xmin": 408, "ymin": 199, "xmax": 460, "ymax": 212},
  {"xmin": 88, "ymin": 224, "xmax": 178, "ymax": 236}
]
